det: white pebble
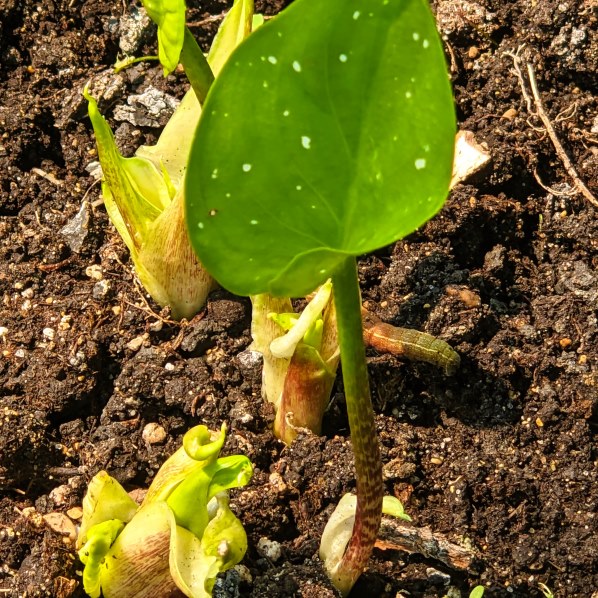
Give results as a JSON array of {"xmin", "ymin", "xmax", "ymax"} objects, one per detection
[{"xmin": 257, "ymin": 537, "xmax": 282, "ymax": 561}]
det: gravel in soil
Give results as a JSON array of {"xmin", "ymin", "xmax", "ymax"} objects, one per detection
[{"xmin": 0, "ymin": 0, "xmax": 597, "ymax": 596}]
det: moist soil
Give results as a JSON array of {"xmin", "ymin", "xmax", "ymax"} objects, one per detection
[{"xmin": 1, "ymin": 0, "xmax": 597, "ymax": 596}]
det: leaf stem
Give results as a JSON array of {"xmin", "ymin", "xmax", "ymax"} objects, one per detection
[
  {"xmin": 331, "ymin": 257, "xmax": 383, "ymax": 595},
  {"xmin": 180, "ymin": 27, "xmax": 215, "ymax": 104}
]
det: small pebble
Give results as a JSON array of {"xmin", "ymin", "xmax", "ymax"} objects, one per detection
[
  {"xmin": 60, "ymin": 201, "xmax": 90, "ymax": 253},
  {"xmin": 42, "ymin": 513, "xmax": 77, "ymax": 542},
  {"xmin": 468, "ymin": 46, "xmax": 479, "ymax": 58},
  {"xmin": 149, "ymin": 320, "xmax": 163, "ymax": 332},
  {"xmin": 93, "ymin": 279, "xmax": 111, "ymax": 299},
  {"xmin": 58, "ymin": 315, "xmax": 72, "ymax": 331},
  {"xmin": 0, "ymin": 327, "xmax": 8, "ymax": 337},
  {"xmin": 85, "ymin": 264, "xmax": 103, "ymax": 280},
  {"xmin": 257, "ymin": 537, "xmax": 282, "ymax": 562},
  {"xmin": 42, "ymin": 327, "xmax": 56, "ymax": 341},
  {"xmin": 142, "ymin": 422, "xmax": 167, "ymax": 444},
  {"xmin": 126, "ymin": 335, "xmax": 146, "ymax": 351},
  {"xmin": 233, "ymin": 564, "xmax": 252, "ymax": 584},
  {"xmin": 49, "ymin": 484, "xmax": 72, "ymax": 506},
  {"xmin": 268, "ymin": 472, "xmax": 288, "ymax": 493},
  {"xmin": 426, "ymin": 567, "xmax": 451, "ymax": 585}
]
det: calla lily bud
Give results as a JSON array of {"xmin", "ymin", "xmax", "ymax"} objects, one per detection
[{"xmin": 77, "ymin": 424, "xmax": 253, "ymax": 598}]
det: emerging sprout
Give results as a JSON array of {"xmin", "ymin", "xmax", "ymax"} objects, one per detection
[
  {"xmin": 84, "ymin": 0, "xmax": 255, "ymax": 319},
  {"xmin": 77, "ymin": 424, "xmax": 252, "ymax": 598},
  {"xmin": 252, "ymin": 282, "xmax": 340, "ymax": 444},
  {"xmin": 320, "ymin": 493, "xmax": 411, "ymax": 588},
  {"xmin": 184, "ymin": 0, "xmax": 455, "ymax": 593}
]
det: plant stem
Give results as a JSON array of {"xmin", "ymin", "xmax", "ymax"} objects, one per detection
[
  {"xmin": 180, "ymin": 27, "xmax": 215, "ymax": 104},
  {"xmin": 331, "ymin": 257, "xmax": 383, "ymax": 595}
]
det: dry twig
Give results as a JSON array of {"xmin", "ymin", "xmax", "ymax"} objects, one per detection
[
  {"xmin": 505, "ymin": 46, "xmax": 598, "ymax": 208},
  {"xmin": 376, "ymin": 516, "xmax": 476, "ymax": 570}
]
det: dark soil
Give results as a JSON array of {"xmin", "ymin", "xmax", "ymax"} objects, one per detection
[{"xmin": 1, "ymin": 0, "xmax": 597, "ymax": 596}]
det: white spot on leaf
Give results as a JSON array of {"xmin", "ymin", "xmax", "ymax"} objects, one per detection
[
  {"xmin": 301, "ymin": 136, "xmax": 311, "ymax": 149},
  {"xmin": 423, "ymin": 39, "xmax": 430, "ymax": 48},
  {"xmin": 211, "ymin": 168, "xmax": 218, "ymax": 179},
  {"xmin": 405, "ymin": 91, "xmax": 412, "ymax": 99},
  {"xmin": 412, "ymin": 32, "xmax": 420, "ymax": 41},
  {"xmin": 292, "ymin": 61, "xmax": 302, "ymax": 72},
  {"xmin": 339, "ymin": 54, "xmax": 348, "ymax": 62},
  {"xmin": 242, "ymin": 163, "xmax": 252, "ymax": 172},
  {"xmin": 296, "ymin": 185, "xmax": 302, "ymax": 191},
  {"xmin": 415, "ymin": 158, "xmax": 427, "ymax": 170},
  {"xmin": 268, "ymin": 56, "xmax": 277, "ymax": 64},
  {"xmin": 250, "ymin": 219, "xmax": 258, "ymax": 225},
  {"xmin": 353, "ymin": 10, "xmax": 360, "ymax": 19},
  {"xmin": 197, "ymin": 222, "xmax": 204, "ymax": 229},
  {"xmin": 283, "ymin": 110, "xmax": 290, "ymax": 116}
]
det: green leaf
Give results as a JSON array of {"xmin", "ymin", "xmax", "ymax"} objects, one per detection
[
  {"xmin": 208, "ymin": 0, "xmax": 255, "ymax": 76},
  {"xmin": 77, "ymin": 471, "xmax": 138, "ymax": 550},
  {"xmin": 206, "ymin": 455, "xmax": 254, "ymax": 500},
  {"xmin": 142, "ymin": 0, "xmax": 186, "ymax": 75},
  {"xmin": 78, "ymin": 519, "xmax": 126, "ymax": 598},
  {"xmin": 186, "ymin": 0, "xmax": 455, "ymax": 297},
  {"xmin": 269, "ymin": 279, "xmax": 331, "ymax": 358},
  {"xmin": 166, "ymin": 453, "xmax": 253, "ymax": 539},
  {"xmin": 382, "ymin": 495, "xmax": 412, "ymax": 522},
  {"xmin": 143, "ymin": 424, "xmax": 226, "ymax": 506},
  {"xmin": 469, "ymin": 587, "xmax": 485, "ymax": 598},
  {"xmin": 170, "ymin": 495, "xmax": 248, "ymax": 597},
  {"xmin": 182, "ymin": 423, "xmax": 226, "ymax": 461}
]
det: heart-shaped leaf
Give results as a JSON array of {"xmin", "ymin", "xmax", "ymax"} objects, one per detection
[{"xmin": 186, "ymin": 0, "xmax": 455, "ymax": 297}]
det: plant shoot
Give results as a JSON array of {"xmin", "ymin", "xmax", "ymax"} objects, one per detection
[{"xmin": 185, "ymin": 0, "xmax": 455, "ymax": 593}]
